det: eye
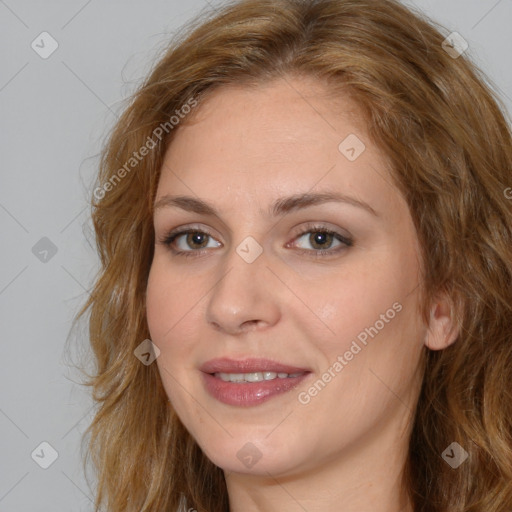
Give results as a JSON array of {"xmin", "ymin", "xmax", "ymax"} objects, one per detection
[
  {"xmin": 160, "ymin": 227, "xmax": 221, "ymax": 256},
  {"xmin": 290, "ymin": 224, "xmax": 353, "ymax": 256},
  {"xmin": 158, "ymin": 223, "xmax": 353, "ymax": 258}
]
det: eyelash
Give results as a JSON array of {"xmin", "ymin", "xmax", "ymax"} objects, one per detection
[{"xmin": 158, "ymin": 223, "xmax": 353, "ymax": 259}]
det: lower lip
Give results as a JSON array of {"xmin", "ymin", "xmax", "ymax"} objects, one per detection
[{"xmin": 201, "ymin": 372, "xmax": 311, "ymax": 407}]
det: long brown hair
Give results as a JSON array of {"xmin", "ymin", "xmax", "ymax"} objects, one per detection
[{"xmin": 73, "ymin": 0, "xmax": 512, "ymax": 510}]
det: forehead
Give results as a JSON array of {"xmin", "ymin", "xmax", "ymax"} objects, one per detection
[
  {"xmin": 157, "ymin": 77, "xmax": 404, "ymax": 222},
  {"xmin": 180, "ymin": 76, "xmax": 367, "ymax": 150}
]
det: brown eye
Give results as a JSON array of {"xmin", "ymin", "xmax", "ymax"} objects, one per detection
[
  {"xmin": 293, "ymin": 226, "xmax": 352, "ymax": 255},
  {"xmin": 161, "ymin": 228, "xmax": 221, "ymax": 256},
  {"xmin": 185, "ymin": 231, "xmax": 210, "ymax": 249},
  {"xmin": 308, "ymin": 231, "xmax": 336, "ymax": 250}
]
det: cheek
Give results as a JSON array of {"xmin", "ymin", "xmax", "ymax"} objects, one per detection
[
  {"xmin": 312, "ymin": 266, "xmax": 394, "ymax": 341},
  {"xmin": 146, "ymin": 265, "xmax": 195, "ymax": 407},
  {"xmin": 145, "ymin": 261, "xmax": 185, "ymax": 344},
  {"xmin": 145, "ymin": 266, "xmax": 167, "ymax": 341},
  {"xmin": 146, "ymin": 260, "xmax": 203, "ymax": 375},
  {"xmin": 146, "ymin": 259, "xmax": 198, "ymax": 341},
  {"xmin": 311, "ymin": 254, "xmax": 420, "ymax": 367}
]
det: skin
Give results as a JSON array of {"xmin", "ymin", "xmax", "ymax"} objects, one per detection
[{"xmin": 146, "ymin": 75, "xmax": 459, "ymax": 512}]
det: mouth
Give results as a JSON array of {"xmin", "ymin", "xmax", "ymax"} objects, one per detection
[
  {"xmin": 199, "ymin": 357, "xmax": 312, "ymax": 407},
  {"xmin": 200, "ymin": 356, "xmax": 311, "ymax": 375},
  {"xmin": 211, "ymin": 370, "xmax": 307, "ymax": 383}
]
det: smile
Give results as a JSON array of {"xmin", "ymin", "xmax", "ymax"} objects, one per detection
[
  {"xmin": 202, "ymin": 371, "xmax": 312, "ymax": 407},
  {"xmin": 213, "ymin": 371, "xmax": 306, "ymax": 383}
]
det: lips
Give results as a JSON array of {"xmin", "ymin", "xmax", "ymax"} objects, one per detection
[{"xmin": 200, "ymin": 357, "xmax": 311, "ymax": 375}]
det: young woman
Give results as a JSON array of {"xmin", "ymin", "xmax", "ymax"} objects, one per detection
[{"xmin": 76, "ymin": 0, "xmax": 512, "ymax": 511}]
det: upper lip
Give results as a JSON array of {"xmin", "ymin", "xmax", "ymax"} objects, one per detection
[{"xmin": 200, "ymin": 357, "xmax": 311, "ymax": 374}]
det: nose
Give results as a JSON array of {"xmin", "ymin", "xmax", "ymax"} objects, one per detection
[{"xmin": 205, "ymin": 241, "xmax": 281, "ymax": 335}]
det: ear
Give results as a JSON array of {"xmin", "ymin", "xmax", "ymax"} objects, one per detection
[{"xmin": 424, "ymin": 293, "xmax": 460, "ymax": 351}]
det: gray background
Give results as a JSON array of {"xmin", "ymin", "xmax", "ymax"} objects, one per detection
[{"xmin": 0, "ymin": 0, "xmax": 510, "ymax": 510}]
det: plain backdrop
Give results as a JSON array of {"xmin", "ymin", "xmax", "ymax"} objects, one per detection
[{"xmin": 0, "ymin": 0, "xmax": 511, "ymax": 510}]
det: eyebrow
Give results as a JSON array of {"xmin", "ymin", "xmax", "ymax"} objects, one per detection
[{"xmin": 153, "ymin": 191, "xmax": 378, "ymax": 218}]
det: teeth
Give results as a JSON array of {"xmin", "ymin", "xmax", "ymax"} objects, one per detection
[{"xmin": 215, "ymin": 371, "xmax": 304, "ymax": 383}]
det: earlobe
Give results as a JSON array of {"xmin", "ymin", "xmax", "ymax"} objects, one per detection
[{"xmin": 424, "ymin": 295, "xmax": 460, "ymax": 351}]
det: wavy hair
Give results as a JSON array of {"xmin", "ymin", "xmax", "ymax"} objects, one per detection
[{"xmin": 74, "ymin": 0, "xmax": 512, "ymax": 510}]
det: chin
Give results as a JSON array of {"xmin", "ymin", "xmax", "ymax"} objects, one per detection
[{"xmin": 193, "ymin": 430, "xmax": 307, "ymax": 477}]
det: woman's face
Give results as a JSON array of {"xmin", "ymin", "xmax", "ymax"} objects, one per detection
[{"xmin": 146, "ymin": 76, "xmax": 427, "ymax": 478}]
